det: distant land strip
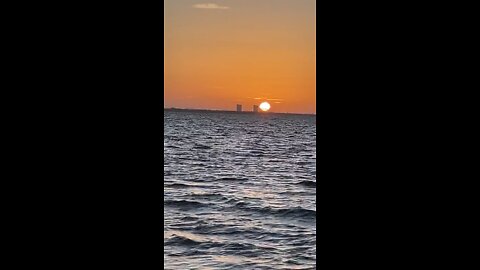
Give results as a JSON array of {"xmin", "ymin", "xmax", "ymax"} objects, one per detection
[{"xmin": 164, "ymin": 107, "xmax": 316, "ymax": 116}]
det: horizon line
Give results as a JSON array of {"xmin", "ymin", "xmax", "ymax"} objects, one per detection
[{"xmin": 164, "ymin": 107, "xmax": 316, "ymax": 116}]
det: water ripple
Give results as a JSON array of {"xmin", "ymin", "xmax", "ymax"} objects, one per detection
[{"xmin": 164, "ymin": 110, "xmax": 316, "ymax": 269}]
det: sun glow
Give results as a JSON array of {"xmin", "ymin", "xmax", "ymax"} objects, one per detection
[{"xmin": 259, "ymin": 102, "xmax": 271, "ymax": 112}]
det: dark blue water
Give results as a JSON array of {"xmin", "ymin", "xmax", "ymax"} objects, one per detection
[{"xmin": 164, "ymin": 110, "xmax": 316, "ymax": 269}]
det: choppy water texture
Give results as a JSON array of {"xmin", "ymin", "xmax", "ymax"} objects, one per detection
[{"xmin": 164, "ymin": 110, "xmax": 316, "ymax": 269}]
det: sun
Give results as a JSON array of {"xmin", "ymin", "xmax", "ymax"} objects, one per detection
[{"xmin": 259, "ymin": 101, "xmax": 271, "ymax": 112}]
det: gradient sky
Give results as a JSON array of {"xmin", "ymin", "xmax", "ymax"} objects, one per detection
[{"xmin": 165, "ymin": 0, "xmax": 316, "ymax": 114}]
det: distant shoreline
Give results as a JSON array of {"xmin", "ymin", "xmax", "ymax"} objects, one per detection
[{"xmin": 164, "ymin": 108, "xmax": 316, "ymax": 117}]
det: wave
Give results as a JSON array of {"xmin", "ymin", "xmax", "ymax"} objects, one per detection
[
  {"xmin": 216, "ymin": 177, "xmax": 249, "ymax": 182},
  {"xmin": 164, "ymin": 183, "xmax": 192, "ymax": 189},
  {"xmin": 233, "ymin": 202, "xmax": 316, "ymax": 220},
  {"xmin": 276, "ymin": 207, "xmax": 316, "ymax": 219},
  {"xmin": 165, "ymin": 235, "xmax": 202, "ymax": 247},
  {"xmin": 164, "ymin": 200, "xmax": 211, "ymax": 210},
  {"xmin": 193, "ymin": 144, "xmax": 212, "ymax": 150},
  {"xmin": 297, "ymin": 180, "xmax": 316, "ymax": 188}
]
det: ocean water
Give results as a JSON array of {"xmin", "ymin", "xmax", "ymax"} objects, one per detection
[{"xmin": 164, "ymin": 110, "xmax": 316, "ymax": 269}]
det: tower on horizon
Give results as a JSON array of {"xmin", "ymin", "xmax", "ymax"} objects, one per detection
[
  {"xmin": 237, "ymin": 104, "xmax": 242, "ymax": 112},
  {"xmin": 253, "ymin": 105, "xmax": 259, "ymax": 113}
]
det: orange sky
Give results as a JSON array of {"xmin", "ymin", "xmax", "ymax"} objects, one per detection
[{"xmin": 164, "ymin": 0, "xmax": 316, "ymax": 114}]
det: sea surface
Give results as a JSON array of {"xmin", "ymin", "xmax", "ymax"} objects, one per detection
[{"xmin": 164, "ymin": 110, "xmax": 316, "ymax": 269}]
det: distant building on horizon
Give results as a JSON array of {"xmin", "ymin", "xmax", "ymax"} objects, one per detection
[
  {"xmin": 253, "ymin": 105, "xmax": 259, "ymax": 113},
  {"xmin": 236, "ymin": 104, "xmax": 242, "ymax": 112}
]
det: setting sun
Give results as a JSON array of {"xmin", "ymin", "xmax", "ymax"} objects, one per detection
[{"xmin": 259, "ymin": 102, "xmax": 271, "ymax": 112}]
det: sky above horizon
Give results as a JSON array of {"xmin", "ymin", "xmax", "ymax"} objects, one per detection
[{"xmin": 164, "ymin": 0, "xmax": 316, "ymax": 114}]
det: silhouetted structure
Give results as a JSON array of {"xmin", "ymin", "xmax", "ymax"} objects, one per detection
[
  {"xmin": 237, "ymin": 104, "xmax": 242, "ymax": 112},
  {"xmin": 253, "ymin": 105, "xmax": 259, "ymax": 112}
]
